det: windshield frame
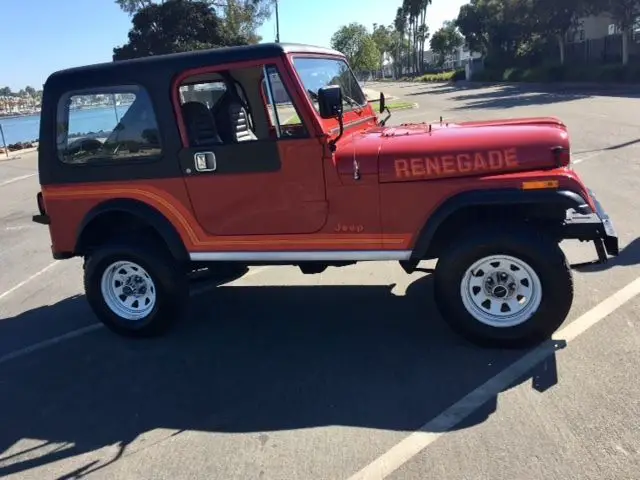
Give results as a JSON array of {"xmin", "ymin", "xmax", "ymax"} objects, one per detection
[{"xmin": 289, "ymin": 54, "xmax": 369, "ymax": 115}]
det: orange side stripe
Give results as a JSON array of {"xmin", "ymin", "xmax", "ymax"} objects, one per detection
[{"xmin": 44, "ymin": 186, "xmax": 413, "ymax": 249}]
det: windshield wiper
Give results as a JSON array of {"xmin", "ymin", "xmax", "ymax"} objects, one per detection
[{"xmin": 342, "ymin": 93, "xmax": 363, "ymax": 112}]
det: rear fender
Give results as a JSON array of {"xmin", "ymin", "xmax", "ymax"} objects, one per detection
[{"xmin": 76, "ymin": 199, "xmax": 189, "ymax": 262}]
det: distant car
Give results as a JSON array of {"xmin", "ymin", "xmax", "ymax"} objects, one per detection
[{"xmin": 32, "ymin": 42, "xmax": 618, "ymax": 348}]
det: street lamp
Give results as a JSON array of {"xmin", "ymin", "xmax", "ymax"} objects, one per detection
[{"xmin": 275, "ymin": 0, "xmax": 280, "ymax": 43}]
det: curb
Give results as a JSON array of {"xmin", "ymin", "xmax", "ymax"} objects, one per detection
[
  {"xmin": 367, "ymin": 95, "xmax": 398, "ymax": 103},
  {"xmin": 0, "ymin": 147, "xmax": 37, "ymax": 162}
]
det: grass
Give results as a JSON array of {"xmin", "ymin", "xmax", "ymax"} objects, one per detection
[
  {"xmin": 283, "ymin": 114, "xmax": 301, "ymax": 125},
  {"xmin": 385, "ymin": 100, "xmax": 415, "ymax": 110},
  {"xmin": 396, "ymin": 69, "xmax": 466, "ymax": 83}
]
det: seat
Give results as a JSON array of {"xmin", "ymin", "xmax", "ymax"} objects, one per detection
[
  {"xmin": 211, "ymin": 85, "xmax": 257, "ymax": 143},
  {"xmin": 181, "ymin": 101, "xmax": 222, "ymax": 146}
]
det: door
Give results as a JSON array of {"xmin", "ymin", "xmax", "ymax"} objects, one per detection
[{"xmin": 176, "ymin": 61, "xmax": 328, "ymax": 236}]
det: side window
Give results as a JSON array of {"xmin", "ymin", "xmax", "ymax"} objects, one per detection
[
  {"xmin": 261, "ymin": 65, "xmax": 308, "ymax": 139},
  {"xmin": 57, "ymin": 86, "xmax": 161, "ymax": 165},
  {"xmin": 179, "ymin": 81, "xmax": 228, "ymax": 111},
  {"xmin": 178, "ymin": 75, "xmax": 259, "ymax": 146}
]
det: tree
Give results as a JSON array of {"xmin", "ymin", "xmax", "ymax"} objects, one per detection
[
  {"xmin": 24, "ymin": 86, "xmax": 37, "ymax": 97},
  {"xmin": 533, "ymin": 0, "xmax": 601, "ymax": 64},
  {"xmin": 605, "ymin": 0, "xmax": 640, "ymax": 64},
  {"xmin": 398, "ymin": 0, "xmax": 432, "ymax": 74},
  {"xmin": 116, "ymin": 0, "xmax": 156, "ymax": 14},
  {"xmin": 115, "ymin": 0, "xmax": 274, "ymax": 44},
  {"xmin": 386, "ymin": 23, "xmax": 408, "ymax": 78},
  {"xmin": 330, "ymin": 23, "xmax": 381, "ymax": 73},
  {"xmin": 353, "ymin": 35, "xmax": 382, "ymax": 73},
  {"xmin": 394, "ymin": 6, "xmax": 408, "ymax": 74},
  {"xmin": 113, "ymin": 0, "xmax": 249, "ymax": 60},
  {"xmin": 430, "ymin": 21, "xmax": 464, "ymax": 67},
  {"xmin": 455, "ymin": 0, "xmax": 538, "ymax": 68},
  {"xmin": 331, "ymin": 23, "xmax": 369, "ymax": 65},
  {"xmin": 0, "ymin": 87, "xmax": 12, "ymax": 97},
  {"xmin": 372, "ymin": 23, "xmax": 393, "ymax": 77},
  {"xmin": 417, "ymin": 23, "xmax": 430, "ymax": 71},
  {"xmin": 455, "ymin": 1, "xmax": 490, "ymax": 55}
]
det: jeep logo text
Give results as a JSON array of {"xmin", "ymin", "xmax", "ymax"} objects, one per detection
[{"xmin": 394, "ymin": 148, "xmax": 519, "ymax": 179}]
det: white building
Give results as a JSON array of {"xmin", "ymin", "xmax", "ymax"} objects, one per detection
[{"xmin": 428, "ymin": 46, "xmax": 482, "ymax": 70}]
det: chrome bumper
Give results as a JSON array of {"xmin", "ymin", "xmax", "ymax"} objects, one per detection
[{"xmin": 564, "ymin": 189, "xmax": 619, "ymax": 261}]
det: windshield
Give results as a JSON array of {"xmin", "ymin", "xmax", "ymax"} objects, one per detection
[{"xmin": 292, "ymin": 57, "xmax": 367, "ymax": 113}]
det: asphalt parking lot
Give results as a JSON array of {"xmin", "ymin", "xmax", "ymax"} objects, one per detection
[{"xmin": 1, "ymin": 81, "xmax": 640, "ymax": 480}]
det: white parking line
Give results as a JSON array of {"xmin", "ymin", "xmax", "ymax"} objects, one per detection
[
  {"xmin": 346, "ymin": 274, "xmax": 640, "ymax": 480},
  {"xmin": 572, "ymin": 151, "xmax": 603, "ymax": 165},
  {"xmin": 0, "ymin": 261, "xmax": 59, "ymax": 302},
  {"xmin": 0, "ymin": 324, "xmax": 102, "ymax": 365},
  {"xmin": 0, "ymin": 173, "xmax": 36, "ymax": 187},
  {"xmin": 0, "ymin": 266, "xmax": 271, "ymax": 365}
]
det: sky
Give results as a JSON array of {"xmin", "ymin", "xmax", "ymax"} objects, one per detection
[{"xmin": 0, "ymin": 0, "xmax": 468, "ymax": 91}]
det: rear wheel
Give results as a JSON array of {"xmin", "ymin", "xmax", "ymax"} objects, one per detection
[
  {"xmin": 84, "ymin": 241, "xmax": 188, "ymax": 337},
  {"xmin": 433, "ymin": 226, "xmax": 573, "ymax": 348}
]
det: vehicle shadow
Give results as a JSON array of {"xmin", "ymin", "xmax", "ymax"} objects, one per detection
[
  {"xmin": 451, "ymin": 91, "xmax": 590, "ymax": 110},
  {"xmin": 573, "ymin": 237, "xmax": 640, "ymax": 273},
  {"xmin": 404, "ymin": 82, "xmax": 640, "ymax": 100},
  {"xmin": 0, "ymin": 265, "xmax": 250, "ymax": 356},
  {"xmin": 573, "ymin": 138, "xmax": 640, "ymax": 155},
  {"xmin": 405, "ymin": 85, "xmax": 467, "ymax": 96},
  {"xmin": 0, "ymin": 272, "xmax": 565, "ymax": 477}
]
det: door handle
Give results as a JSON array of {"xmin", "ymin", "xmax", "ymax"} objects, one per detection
[{"xmin": 194, "ymin": 151, "xmax": 216, "ymax": 172}]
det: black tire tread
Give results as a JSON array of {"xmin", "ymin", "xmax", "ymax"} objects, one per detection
[
  {"xmin": 433, "ymin": 224, "xmax": 573, "ymax": 349},
  {"xmin": 83, "ymin": 239, "xmax": 188, "ymax": 338}
]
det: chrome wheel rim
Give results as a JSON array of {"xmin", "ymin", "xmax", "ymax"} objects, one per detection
[
  {"xmin": 460, "ymin": 254, "xmax": 542, "ymax": 328},
  {"xmin": 100, "ymin": 260, "xmax": 156, "ymax": 321}
]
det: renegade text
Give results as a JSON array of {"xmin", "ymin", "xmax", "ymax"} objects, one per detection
[{"xmin": 394, "ymin": 148, "xmax": 519, "ymax": 179}]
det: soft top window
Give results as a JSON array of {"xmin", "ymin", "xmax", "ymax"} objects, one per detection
[{"xmin": 56, "ymin": 85, "xmax": 162, "ymax": 165}]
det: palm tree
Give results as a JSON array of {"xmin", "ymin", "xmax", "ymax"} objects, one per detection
[
  {"xmin": 394, "ymin": 6, "xmax": 407, "ymax": 75},
  {"xmin": 403, "ymin": 0, "xmax": 417, "ymax": 74},
  {"xmin": 401, "ymin": 0, "xmax": 432, "ymax": 74},
  {"xmin": 418, "ymin": 0, "xmax": 432, "ymax": 72}
]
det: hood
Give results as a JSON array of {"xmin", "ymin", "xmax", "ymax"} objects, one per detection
[{"xmin": 334, "ymin": 116, "xmax": 570, "ymax": 183}]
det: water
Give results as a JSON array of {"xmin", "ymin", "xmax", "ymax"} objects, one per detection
[{"xmin": 0, "ymin": 106, "xmax": 131, "ymax": 145}]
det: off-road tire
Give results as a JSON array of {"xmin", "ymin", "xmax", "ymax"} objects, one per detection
[
  {"xmin": 83, "ymin": 241, "xmax": 189, "ymax": 338},
  {"xmin": 433, "ymin": 225, "xmax": 573, "ymax": 349}
]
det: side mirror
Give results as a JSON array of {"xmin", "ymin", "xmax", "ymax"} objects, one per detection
[
  {"xmin": 378, "ymin": 91, "xmax": 392, "ymax": 127},
  {"xmin": 318, "ymin": 85, "xmax": 343, "ymax": 119}
]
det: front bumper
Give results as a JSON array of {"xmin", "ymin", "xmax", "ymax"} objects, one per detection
[{"xmin": 564, "ymin": 189, "xmax": 619, "ymax": 262}]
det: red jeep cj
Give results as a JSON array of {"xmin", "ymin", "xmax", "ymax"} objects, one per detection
[{"xmin": 32, "ymin": 43, "xmax": 619, "ymax": 348}]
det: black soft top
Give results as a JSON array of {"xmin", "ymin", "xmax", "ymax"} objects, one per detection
[{"xmin": 45, "ymin": 43, "xmax": 344, "ymax": 88}]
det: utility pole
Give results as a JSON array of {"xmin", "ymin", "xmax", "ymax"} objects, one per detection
[{"xmin": 275, "ymin": 0, "xmax": 280, "ymax": 43}]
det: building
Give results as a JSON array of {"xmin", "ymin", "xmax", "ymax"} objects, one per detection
[
  {"xmin": 568, "ymin": 13, "xmax": 616, "ymax": 42},
  {"xmin": 435, "ymin": 46, "xmax": 481, "ymax": 70},
  {"xmin": 566, "ymin": 12, "xmax": 640, "ymax": 63}
]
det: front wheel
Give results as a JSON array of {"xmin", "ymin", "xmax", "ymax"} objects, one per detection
[
  {"xmin": 84, "ymin": 241, "xmax": 189, "ymax": 338},
  {"xmin": 433, "ymin": 226, "xmax": 574, "ymax": 348}
]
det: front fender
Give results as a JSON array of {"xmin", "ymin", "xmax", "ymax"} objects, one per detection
[{"xmin": 409, "ymin": 188, "xmax": 592, "ymax": 264}]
